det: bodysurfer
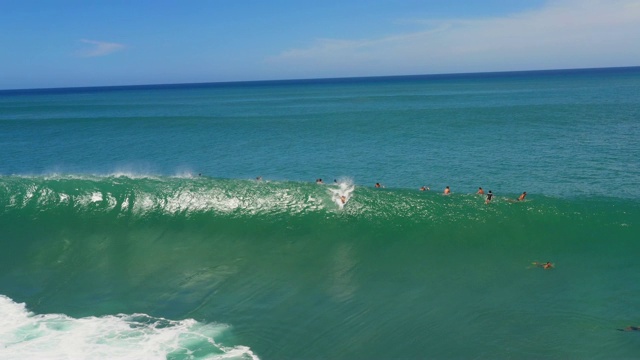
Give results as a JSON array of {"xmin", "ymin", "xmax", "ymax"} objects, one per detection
[{"xmin": 518, "ymin": 191, "xmax": 527, "ymax": 201}]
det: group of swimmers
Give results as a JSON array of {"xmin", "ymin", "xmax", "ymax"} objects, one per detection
[
  {"xmin": 417, "ymin": 184, "xmax": 526, "ymax": 204},
  {"xmin": 319, "ymin": 178, "xmax": 527, "ymax": 205},
  {"xmin": 474, "ymin": 187, "xmax": 526, "ymax": 204},
  {"xmin": 314, "ymin": 178, "xmax": 528, "ymax": 206}
]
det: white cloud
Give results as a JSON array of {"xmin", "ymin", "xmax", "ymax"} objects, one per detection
[
  {"xmin": 267, "ymin": 0, "xmax": 640, "ymax": 76},
  {"xmin": 77, "ymin": 39, "xmax": 126, "ymax": 57}
]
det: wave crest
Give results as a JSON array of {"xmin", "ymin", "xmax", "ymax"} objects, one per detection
[{"xmin": 1, "ymin": 175, "xmax": 638, "ymax": 227}]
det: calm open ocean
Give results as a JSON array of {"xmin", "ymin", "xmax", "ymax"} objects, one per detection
[{"xmin": 1, "ymin": 67, "xmax": 639, "ymax": 359}]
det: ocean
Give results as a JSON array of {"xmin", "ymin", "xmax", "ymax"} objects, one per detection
[{"xmin": 1, "ymin": 67, "xmax": 639, "ymax": 359}]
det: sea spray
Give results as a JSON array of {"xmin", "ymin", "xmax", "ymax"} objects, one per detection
[{"xmin": 328, "ymin": 179, "xmax": 355, "ymax": 209}]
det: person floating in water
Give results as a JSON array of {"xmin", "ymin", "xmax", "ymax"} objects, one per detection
[
  {"xmin": 444, "ymin": 186, "xmax": 451, "ymax": 195},
  {"xmin": 420, "ymin": 186, "xmax": 429, "ymax": 191},
  {"xmin": 340, "ymin": 196, "xmax": 346, "ymax": 204},
  {"xmin": 316, "ymin": 178, "xmax": 324, "ymax": 184},
  {"xmin": 375, "ymin": 182, "xmax": 383, "ymax": 188},
  {"xmin": 477, "ymin": 187, "xmax": 485, "ymax": 195},
  {"xmin": 518, "ymin": 191, "xmax": 527, "ymax": 201},
  {"xmin": 485, "ymin": 190, "xmax": 493, "ymax": 204},
  {"xmin": 618, "ymin": 326, "xmax": 640, "ymax": 332},
  {"xmin": 532, "ymin": 261, "xmax": 554, "ymax": 269}
]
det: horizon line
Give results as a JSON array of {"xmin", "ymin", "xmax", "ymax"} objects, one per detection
[{"xmin": 2, "ymin": 65, "xmax": 639, "ymax": 94}]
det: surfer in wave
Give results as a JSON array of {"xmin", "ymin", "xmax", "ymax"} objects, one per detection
[{"xmin": 330, "ymin": 180, "xmax": 354, "ymax": 209}]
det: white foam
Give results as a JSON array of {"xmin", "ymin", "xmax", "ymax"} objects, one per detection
[
  {"xmin": 0, "ymin": 295, "xmax": 259, "ymax": 360},
  {"xmin": 2, "ymin": 176, "xmax": 331, "ymax": 217},
  {"xmin": 59, "ymin": 193, "xmax": 70, "ymax": 203},
  {"xmin": 90, "ymin": 192, "xmax": 103, "ymax": 203},
  {"xmin": 120, "ymin": 196, "xmax": 130, "ymax": 211},
  {"xmin": 173, "ymin": 169, "xmax": 196, "ymax": 178},
  {"xmin": 22, "ymin": 184, "xmax": 37, "ymax": 207}
]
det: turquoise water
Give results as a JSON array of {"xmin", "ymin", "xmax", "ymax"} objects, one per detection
[{"xmin": 1, "ymin": 68, "xmax": 640, "ymax": 359}]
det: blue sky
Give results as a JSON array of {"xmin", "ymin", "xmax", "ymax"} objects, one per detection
[{"xmin": 2, "ymin": 0, "xmax": 639, "ymax": 89}]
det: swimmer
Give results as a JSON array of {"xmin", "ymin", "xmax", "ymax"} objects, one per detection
[
  {"xmin": 375, "ymin": 182, "xmax": 382, "ymax": 188},
  {"xmin": 477, "ymin": 187, "xmax": 485, "ymax": 195},
  {"xmin": 532, "ymin": 261, "xmax": 554, "ymax": 269},
  {"xmin": 256, "ymin": 176, "xmax": 262, "ymax": 181},
  {"xmin": 619, "ymin": 326, "xmax": 640, "ymax": 332},
  {"xmin": 444, "ymin": 186, "xmax": 451, "ymax": 195},
  {"xmin": 420, "ymin": 186, "xmax": 428, "ymax": 191},
  {"xmin": 518, "ymin": 191, "xmax": 527, "ymax": 201},
  {"xmin": 316, "ymin": 178, "xmax": 324, "ymax": 184},
  {"xmin": 340, "ymin": 196, "xmax": 346, "ymax": 204},
  {"xmin": 485, "ymin": 190, "xmax": 493, "ymax": 204}
]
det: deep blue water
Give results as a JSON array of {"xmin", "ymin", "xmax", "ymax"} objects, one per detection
[{"xmin": 2, "ymin": 67, "xmax": 639, "ymax": 199}]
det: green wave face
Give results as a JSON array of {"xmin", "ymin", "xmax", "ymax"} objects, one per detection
[
  {"xmin": 1, "ymin": 175, "xmax": 639, "ymax": 359},
  {"xmin": 2, "ymin": 175, "xmax": 636, "ymax": 261}
]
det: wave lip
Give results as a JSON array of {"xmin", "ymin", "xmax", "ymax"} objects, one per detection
[
  {"xmin": 0, "ymin": 175, "xmax": 338, "ymax": 219},
  {"xmin": 0, "ymin": 295, "xmax": 259, "ymax": 360}
]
